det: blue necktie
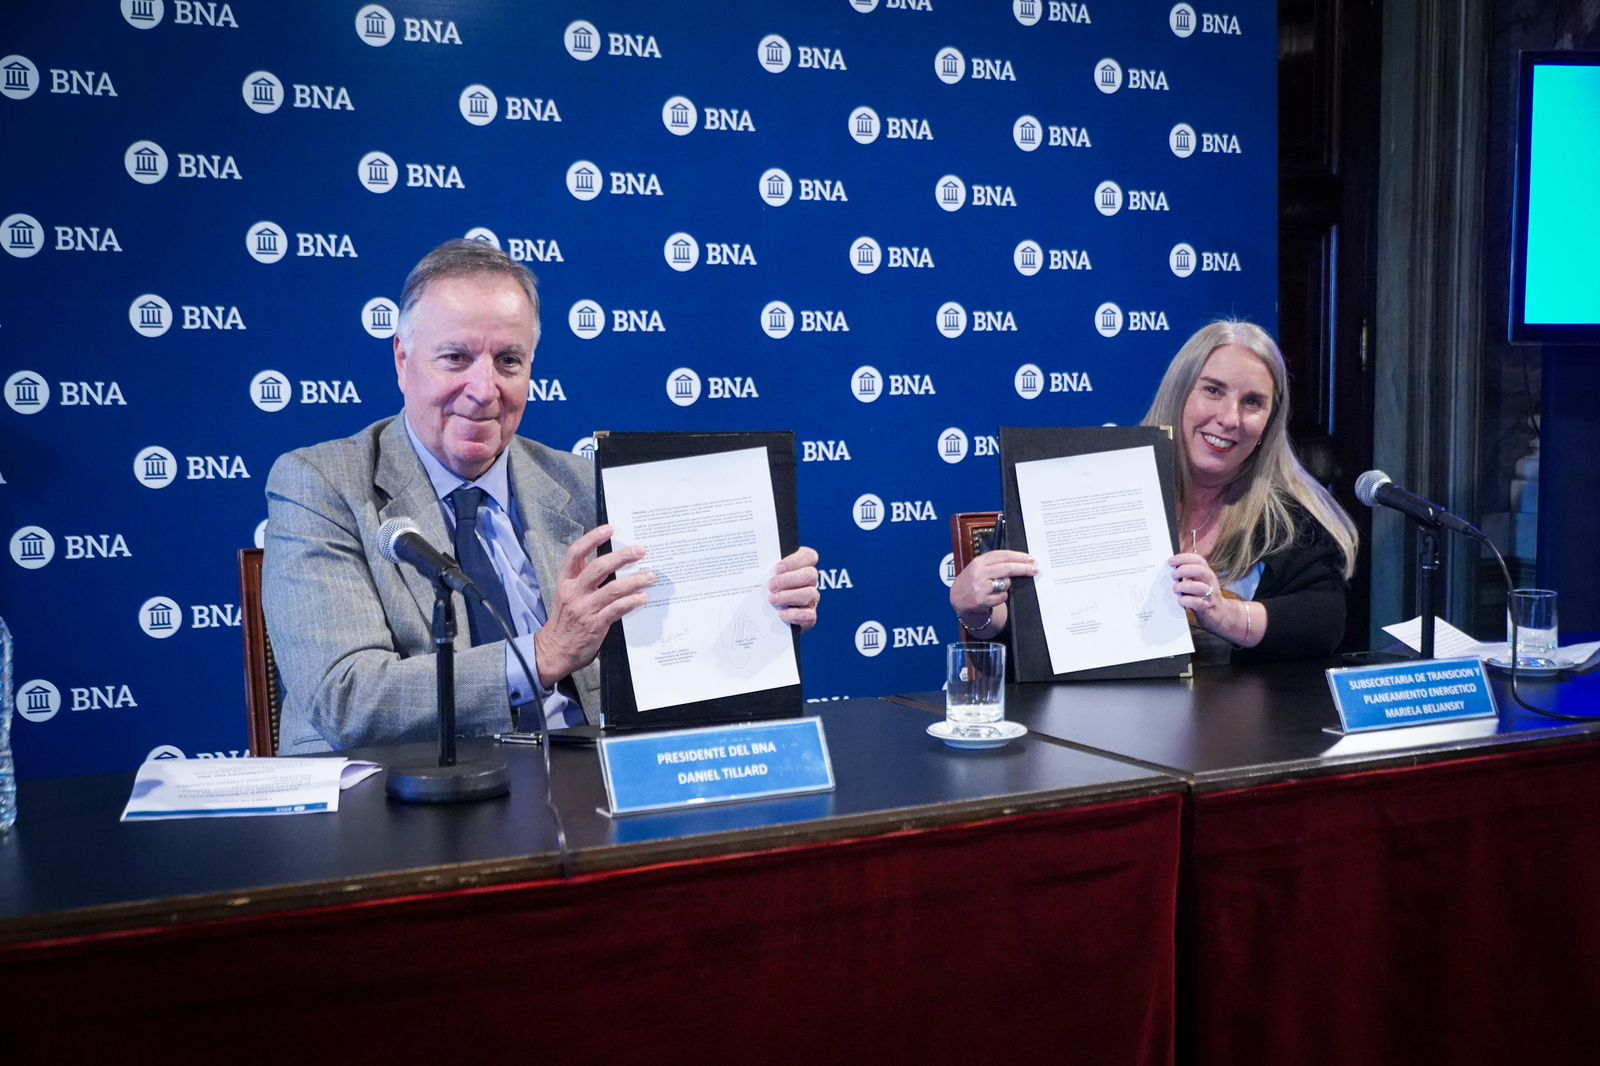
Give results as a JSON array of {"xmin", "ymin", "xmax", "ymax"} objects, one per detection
[{"xmin": 448, "ymin": 486, "xmax": 514, "ymax": 647}]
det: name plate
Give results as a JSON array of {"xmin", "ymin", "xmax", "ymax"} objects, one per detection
[
  {"xmin": 1325, "ymin": 657, "xmax": 1498, "ymax": 733},
  {"xmin": 598, "ymin": 718, "xmax": 834, "ymax": 816}
]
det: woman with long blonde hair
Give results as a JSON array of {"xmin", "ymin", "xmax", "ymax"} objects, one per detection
[{"xmin": 952, "ymin": 320, "xmax": 1358, "ymax": 662}]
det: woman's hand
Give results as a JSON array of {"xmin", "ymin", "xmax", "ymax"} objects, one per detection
[
  {"xmin": 1168, "ymin": 552, "xmax": 1259, "ymax": 647},
  {"xmin": 951, "ymin": 549, "xmax": 1038, "ymax": 636}
]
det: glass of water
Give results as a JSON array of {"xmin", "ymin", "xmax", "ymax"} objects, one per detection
[
  {"xmin": 947, "ymin": 642, "xmax": 1006, "ymax": 730},
  {"xmin": 1507, "ymin": 588, "xmax": 1559, "ymax": 667}
]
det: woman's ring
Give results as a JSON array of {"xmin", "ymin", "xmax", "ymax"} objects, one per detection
[
  {"xmin": 1201, "ymin": 585, "xmax": 1215, "ymax": 603},
  {"xmin": 991, "ymin": 577, "xmax": 1009, "ymax": 595}
]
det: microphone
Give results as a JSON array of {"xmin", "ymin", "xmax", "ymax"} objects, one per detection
[
  {"xmin": 377, "ymin": 516, "xmax": 521, "ymax": 806},
  {"xmin": 377, "ymin": 515, "xmax": 542, "ymax": 735},
  {"xmin": 378, "ymin": 517, "xmax": 477, "ymax": 595},
  {"xmin": 1353, "ymin": 470, "xmax": 1483, "ymax": 538}
]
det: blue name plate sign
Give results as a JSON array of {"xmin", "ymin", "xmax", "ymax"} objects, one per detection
[
  {"xmin": 1325, "ymin": 657, "xmax": 1498, "ymax": 733},
  {"xmin": 598, "ymin": 718, "xmax": 834, "ymax": 816}
]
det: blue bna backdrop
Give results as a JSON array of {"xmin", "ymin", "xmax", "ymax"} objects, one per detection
[{"xmin": 1, "ymin": 0, "xmax": 1275, "ymax": 778}]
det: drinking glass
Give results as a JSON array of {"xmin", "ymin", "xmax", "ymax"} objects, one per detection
[
  {"xmin": 947, "ymin": 642, "xmax": 1006, "ymax": 727},
  {"xmin": 1507, "ymin": 588, "xmax": 1559, "ymax": 667}
]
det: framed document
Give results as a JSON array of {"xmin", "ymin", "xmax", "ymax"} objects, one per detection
[
  {"xmin": 999, "ymin": 426, "xmax": 1193, "ymax": 682},
  {"xmin": 594, "ymin": 431, "xmax": 804, "ymax": 731}
]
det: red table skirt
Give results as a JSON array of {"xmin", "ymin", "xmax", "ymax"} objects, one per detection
[
  {"xmin": 6, "ymin": 793, "xmax": 1182, "ymax": 1065},
  {"xmin": 1187, "ymin": 744, "xmax": 1600, "ymax": 1065}
]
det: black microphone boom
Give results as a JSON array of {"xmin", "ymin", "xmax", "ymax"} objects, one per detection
[
  {"xmin": 378, "ymin": 517, "xmax": 476, "ymax": 594},
  {"xmin": 1353, "ymin": 470, "xmax": 1484, "ymax": 538}
]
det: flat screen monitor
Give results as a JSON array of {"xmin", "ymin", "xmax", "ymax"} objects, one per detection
[{"xmin": 1509, "ymin": 51, "xmax": 1600, "ymax": 344}]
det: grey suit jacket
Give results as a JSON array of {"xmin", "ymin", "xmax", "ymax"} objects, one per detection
[{"xmin": 263, "ymin": 415, "xmax": 600, "ymax": 753}]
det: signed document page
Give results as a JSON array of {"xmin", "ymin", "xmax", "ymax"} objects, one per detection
[
  {"xmin": 1014, "ymin": 445, "xmax": 1194, "ymax": 674},
  {"xmin": 601, "ymin": 447, "xmax": 800, "ymax": 712}
]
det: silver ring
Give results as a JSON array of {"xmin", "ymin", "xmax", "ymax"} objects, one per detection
[
  {"xmin": 1201, "ymin": 585, "xmax": 1215, "ymax": 603},
  {"xmin": 990, "ymin": 577, "xmax": 1009, "ymax": 595}
]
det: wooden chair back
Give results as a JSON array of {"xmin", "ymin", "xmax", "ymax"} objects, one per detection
[{"xmin": 238, "ymin": 548, "xmax": 282, "ymax": 756}]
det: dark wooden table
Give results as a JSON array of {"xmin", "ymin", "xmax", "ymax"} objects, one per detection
[
  {"xmin": 898, "ymin": 658, "xmax": 1600, "ymax": 787},
  {"xmin": 899, "ymin": 661, "xmax": 1600, "ymax": 1065},
  {"xmin": 0, "ymin": 698, "xmax": 1185, "ymax": 1064}
]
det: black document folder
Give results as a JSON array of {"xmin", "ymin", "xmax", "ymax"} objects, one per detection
[
  {"xmin": 593, "ymin": 431, "xmax": 804, "ymax": 731},
  {"xmin": 999, "ymin": 426, "xmax": 1192, "ymax": 682}
]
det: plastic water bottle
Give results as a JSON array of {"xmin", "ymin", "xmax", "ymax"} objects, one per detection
[{"xmin": 1, "ymin": 615, "xmax": 15, "ymax": 832}]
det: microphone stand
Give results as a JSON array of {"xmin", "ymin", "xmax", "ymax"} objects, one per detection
[
  {"xmin": 432, "ymin": 583, "xmax": 459, "ymax": 766},
  {"xmin": 386, "ymin": 572, "xmax": 511, "ymax": 804},
  {"xmin": 1416, "ymin": 524, "xmax": 1441, "ymax": 660}
]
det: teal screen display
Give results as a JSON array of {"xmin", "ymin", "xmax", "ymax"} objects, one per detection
[{"xmin": 1524, "ymin": 65, "xmax": 1600, "ymax": 326}]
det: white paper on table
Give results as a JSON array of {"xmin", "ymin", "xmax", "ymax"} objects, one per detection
[
  {"xmin": 120, "ymin": 757, "xmax": 379, "ymax": 821},
  {"xmin": 1381, "ymin": 616, "xmax": 1492, "ymax": 658},
  {"xmin": 1545, "ymin": 641, "xmax": 1600, "ymax": 667},
  {"xmin": 601, "ymin": 447, "xmax": 800, "ymax": 712},
  {"xmin": 1383, "ymin": 616, "xmax": 1600, "ymax": 667},
  {"xmin": 1014, "ymin": 446, "xmax": 1194, "ymax": 674}
]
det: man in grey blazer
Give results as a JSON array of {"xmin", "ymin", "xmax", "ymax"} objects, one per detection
[{"xmin": 263, "ymin": 240, "xmax": 820, "ymax": 753}]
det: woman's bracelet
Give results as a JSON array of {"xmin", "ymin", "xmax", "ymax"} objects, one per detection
[
  {"xmin": 1226, "ymin": 600, "xmax": 1253, "ymax": 649},
  {"xmin": 957, "ymin": 605, "xmax": 995, "ymax": 637}
]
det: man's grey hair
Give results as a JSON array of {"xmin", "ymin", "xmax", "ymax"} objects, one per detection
[{"xmin": 395, "ymin": 239, "xmax": 540, "ymax": 347}]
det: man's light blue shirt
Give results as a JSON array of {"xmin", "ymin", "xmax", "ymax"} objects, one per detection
[{"xmin": 404, "ymin": 417, "xmax": 584, "ymax": 729}]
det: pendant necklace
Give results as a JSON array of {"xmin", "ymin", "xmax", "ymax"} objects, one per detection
[{"xmin": 1189, "ymin": 498, "xmax": 1223, "ymax": 553}]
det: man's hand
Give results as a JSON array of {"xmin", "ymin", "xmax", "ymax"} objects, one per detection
[
  {"xmin": 534, "ymin": 524, "xmax": 654, "ymax": 687},
  {"xmin": 769, "ymin": 546, "xmax": 821, "ymax": 632}
]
